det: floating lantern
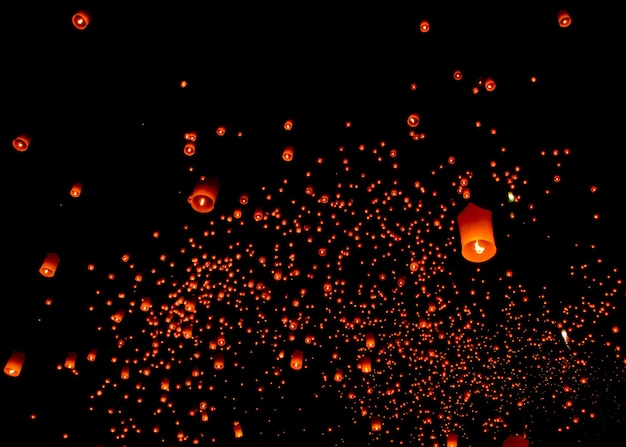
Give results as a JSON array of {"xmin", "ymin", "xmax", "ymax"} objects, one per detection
[
  {"xmin": 419, "ymin": 20, "xmax": 430, "ymax": 33},
  {"xmin": 457, "ymin": 203, "xmax": 497, "ymax": 263},
  {"xmin": 334, "ymin": 368, "xmax": 343, "ymax": 382},
  {"xmin": 87, "ymin": 349, "xmax": 98, "ymax": 362},
  {"xmin": 64, "ymin": 351, "xmax": 77, "ymax": 369},
  {"xmin": 282, "ymin": 145, "xmax": 294, "ymax": 162},
  {"xmin": 233, "ymin": 421, "xmax": 243, "ymax": 438},
  {"xmin": 361, "ymin": 356, "xmax": 372, "ymax": 373},
  {"xmin": 558, "ymin": 10, "xmax": 572, "ymax": 28},
  {"xmin": 503, "ymin": 434, "xmax": 529, "ymax": 447},
  {"xmin": 365, "ymin": 332, "xmax": 375, "ymax": 348},
  {"xmin": 183, "ymin": 142, "xmax": 196, "ymax": 156},
  {"xmin": 72, "ymin": 10, "xmax": 91, "ymax": 30},
  {"xmin": 214, "ymin": 353, "xmax": 225, "ymax": 370},
  {"xmin": 4, "ymin": 351, "xmax": 25, "ymax": 377},
  {"xmin": 447, "ymin": 433, "xmax": 458, "ymax": 447},
  {"xmin": 12, "ymin": 135, "xmax": 31, "ymax": 152},
  {"xmin": 290, "ymin": 349, "xmax": 303, "ymax": 370},
  {"xmin": 39, "ymin": 252, "xmax": 60, "ymax": 277},
  {"xmin": 188, "ymin": 176, "xmax": 220, "ymax": 213},
  {"xmin": 70, "ymin": 181, "xmax": 82, "ymax": 198},
  {"xmin": 371, "ymin": 416, "xmax": 382, "ymax": 431}
]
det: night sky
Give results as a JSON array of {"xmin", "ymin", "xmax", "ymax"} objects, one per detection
[{"xmin": 1, "ymin": 2, "xmax": 625, "ymax": 447}]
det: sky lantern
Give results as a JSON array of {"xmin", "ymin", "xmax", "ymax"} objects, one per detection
[
  {"xmin": 361, "ymin": 357, "xmax": 372, "ymax": 373},
  {"xmin": 188, "ymin": 176, "xmax": 220, "ymax": 213},
  {"xmin": 214, "ymin": 353, "xmax": 225, "ymax": 370},
  {"xmin": 183, "ymin": 141, "xmax": 196, "ymax": 156},
  {"xmin": 457, "ymin": 203, "xmax": 497, "ymax": 263},
  {"xmin": 12, "ymin": 134, "xmax": 31, "ymax": 152},
  {"xmin": 69, "ymin": 181, "xmax": 82, "ymax": 198},
  {"xmin": 184, "ymin": 130, "xmax": 197, "ymax": 141},
  {"xmin": 558, "ymin": 10, "xmax": 572, "ymax": 27},
  {"xmin": 290, "ymin": 349, "xmax": 304, "ymax": 370},
  {"xmin": 4, "ymin": 351, "xmax": 25, "ymax": 377},
  {"xmin": 334, "ymin": 368, "xmax": 343, "ymax": 382},
  {"xmin": 365, "ymin": 332, "xmax": 375, "ymax": 348},
  {"xmin": 282, "ymin": 145, "xmax": 294, "ymax": 162},
  {"xmin": 484, "ymin": 77, "xmax": 496, "ymax": 91},
  {"xmin": 419, "ymin": 20, "xmax": 430, "ymax": 33},
  {"xmin": 407, "ymin": 113, "xmax": 420, "ymax": 127},
  {"xmin": 447, "ymin": 433, "xmax": 459, "ymax": 447},
  {"xmin": 87, "ymin": 349, "xmax": 98, "ymax": 362},
  {"xmin": 121, "ymin": 366, "xmax": 130, "ymax": 380},
  {"xmin": 502, "ymin": 434, "xmax": 529, "ymax": 447},
  {"xmin": 283, "ymin": 119, "xmax": 293, "ymax": 130},
  {"xmin": 371, "ymin": 416, "xmax": 382, "ymax": 431},
  {"xmin": 39, "ymin": 252, "xmax": 60, "ymax": 277},
  {"xmin": 72, "ymin": 10, "xmax": 91, "ymax": 30},
  {"xmin": 233, "ymin": 421, "xmax": 243, "ymax": 438},
  {"xmin": 64, "ymin": 352, "xmax": 77, "ymax": 369}
]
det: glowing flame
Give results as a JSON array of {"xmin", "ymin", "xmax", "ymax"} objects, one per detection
[{"xmin": 473, "ymin": 240, "xmax": 485, "ymax": 255}]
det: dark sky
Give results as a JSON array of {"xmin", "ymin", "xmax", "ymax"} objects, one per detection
[{"xmin": 1, "ymin": 2, "xmax": 625, "ymax": 447}]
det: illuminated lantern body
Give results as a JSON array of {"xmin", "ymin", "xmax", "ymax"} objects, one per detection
[
  {"xmin": 12, "ymin": 134, "xmax": 31, "ymax": 152},
  {"xmin": 184, "ymin": 142, "xmax": 196, "ymax": 156},
  {"xmin": 87, "ymin": 349, "xmax": 98, "ymax": 362},
  {"xmin": 188, "ymin": 176, "xmax": 220, "ymax": 213},
  {"xmin": 447, "ymin": 433, "xmax": 459, "ymax": 447},
  {"xmin": 70, "ymin": 182, "xmax": 82, "ymax": 198},
  {"xmin": 214, "ymin": 353, "xmax": 225, "ymax": 370},
  {"xmin": 4, "ymin": 351, "xmax": 25, "ymax": 377},
  {"xmin": 64, "ymin": 351, "xmax": 77, "ymax": 369},
  {"xmin": 282, "ymin": 145, "xmax": 294, "ymax": 161},
  {"xmin": 39, "ymin": 252, "xmax": 60, "ymax": 277},
  {"xmin": 503, "ymin": 434, "xmax": 529, "ymax": 447},
  {"xmin": 365, "ymin": 332, "xmax": 375, "ymax": 348},
  {"xmin": 121, "ymin": 366, "xmax": 130, "ymax": 379},
  {"xmin": 233, "ymin": 421, "xmax": 243, "ymax": 438},
  {"xmin": 457, "ymin": 203, "xmax": 496, "ymax": 263},
  {"xmin": 558, "ymin": 10, "xmax": 571, "ymax": 27},
  {"xmin": 361, "ymin": 357, "xmax": 372, "ymax": 373},
  {"xmin": 419, "ymin": 20, "xmax": 430, "ymax": 33},
  {"xmin": 371, "ymin": 416, "xmax": 382, "ymax": 431},
  {"xmin": 72, "ymin": 10, "xmax": 91, "ymax": 30},
  {"xmin": 334, "ymin": 368, "xmax": 343, "ymax": 382},
  {"xmin": 290, "ymin": 349, "xmax": 304, "ymax": 370}
]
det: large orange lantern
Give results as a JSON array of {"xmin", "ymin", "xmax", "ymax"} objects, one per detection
[
  {"xmin": 70, "ymin": 181, "xmax": 83, "ymax": 198},
  {"xmin": 4, "ymin": 351, "xmax": 25, "ymax": 377},
  {"xmin": 290, "ymin": 349, "xmax": 304, "ymax": 370},
  {"xmin": 72, "ymin": 10, "xmax": 91, "ymax": 30},
  {"xmin": 557, "ymin": 10, "xmax": 572, "ymax": 28},
  {"xmin": 282, "ymin": 145, "xmax": 294, "ymax": 161},
  {"xmin": 64, "ymin": 351, "xmax": 77, "ymax": 369},
  {"xmin": 233, "ymin": 421, "xmax": 243, "ymax": 438},
  {"xmin": 447, "ymin": 433, "xmax": 459, "ymax": 447},
  {"xmin": 39, "ymin": 252, "xmax": 60, "ymax": 277},
  {"xmin": 502, "ymin": 434, "xmax": 529, "ymax": 447},
  {"xmin": 12, "ymin": 134, "xmax": 31, "ymax": 152},
  {"xmin": 188, "ymin": 176, "xmax": 220, "ymax": 213},
  {"xmin": 371, "ymin": 416, "xmax": 382, "ymax": 431},
  {"xmin": 457, "ymin": 203, "xmax": 496, "ymax": 262}
]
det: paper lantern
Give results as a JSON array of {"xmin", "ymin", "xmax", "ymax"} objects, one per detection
[
  {"xmin": 419, "ymin": 20, "xmax": 430, "ymax": 33},
  {"xmin": 233, "ymin": 421, "xmax": 243, "ymax": 438},
  {"xmin": 290, "ymin": 349, "xmax": 303, "ymax": 370},
  {"xmin": 365, "ymin": 332, "xmax": 376, "ymax": 348},
  {"xmin": 188, "ymin": 176, "xmax": 220, "ymax": 213},
  {"xmin": 87, "ymin": 349, "xmax": 98, "ymax": 362},
  {"xmin": 64, "ymin": 351, "xmax": 77, "ymax": 369},
  {"xmin": 558, "ymin": 10, "xmax": 572, "ymax": 28},
  {"xmin": 39, "ymin": 252, "xmax": 60, "ymax": 277},
  {"xmin": 503, "ymin": 435, "xmax": 529, "ymax": 447},
  {"xmin": 214, "ymin": 353, "xmax": 225, "ymax": 370},
  {"xmin": 361, "ymin": 356, "xmax": 372, "ymax": 373},
  {"xmin": 183, "ymin": 141, "xmax": 196, "ymax": 156},
  {"xmin": 457, "ymin": 203, "xmax": 497, "ymax": 263},
  {"xmin": 447, "ymin": 433, "xmax": 459, "ymax": 447},
  {"xmin": 12, "ymin": 134, "xmax": 31, "ymax": 152},
  {"xmin": 70, "ymin": 181, "xmax": 82, "ymax": 198},
  {"xmin": 4, "ymin": 351, "xmax": 25, "ymax": 377},
  {"xmin": 282, "ymin": 145, "xmax": 294, "ymax": 161},
  {"xmin": 371, "ymin": 416, "xmax": 382, "ymax": 431},
  {"xmin": 72, "ymin": 10, "xmax": 91, "ymax": 30},
  {"xmin": 334, "ymin": 368, "xmax": 343, "ymax": 382},
  {"xmin": 121, "ymin": 366, "xmax": 130, "ymax": 380}
]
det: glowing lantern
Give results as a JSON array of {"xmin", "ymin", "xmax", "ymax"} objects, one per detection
[
  {"xmin": 4, "ymin": 351, "xmax": 25, "ymax": 377},
  {"xmin": 72, "ymin": 10, "xmax": 91, "ymax": 30},
  {"xmin": 558, "ymin": 10, "xmax": 572, "ymax": 28},
  {"xmin": 188, "ymin": 176, "xmax": 220, "ymax": 213},
  {"xmin": 502, "ymin": 434, "xmax": 529, "ymax": 447},
  {"xmin": 290, "ymin": 349, "xmax": 304, "ymax": 370},
  {"xmin": 12, "ymin": 134, "xmax": 31, "ymax": 152},
  {"xmin": 282, "ymin": 145, "xmax": 294, "ymax": 161},
  {"xmin": 70, "ymin": 182, "xmax": 82, "ymax": 198},
  {"xmin": 214, "ymin": 353, "xmax": 225, "ymax": 370},
  {"xmin": 184, "ymin": 142, "xmax": 196, "ymax": 156},
  {"xmin": 39, "ymin": 252, "xmax": 60, "ymax": 277},
  {"xmin": 233, "ymin": 421, "xmax": 243, "ymax": 438},
  {"xmin": 407, "ymin": 113, "xmax": 420, "ymax": 127},
  {"xmin": 447, "ymin": 433, "xmax": 458, "ymax": 447},
  {"xmin": 64, "ymin": 351, "xmax": 77, "ymax": 369},
  {"xmin": 283, "ymin": 119, "xmax": 293, "ymax": 130},
  {"xmin": 365, "ymin": 332, "xmax": 375, "ymax": 348},
  {"xmin": 484, "ymin": 77, "xmax": 496, "ymax": 91},
  {"xmin": 184, "ymin": 131, "xmax": 197, "ymax": 141},
  {"xmin": 419, "ymin": 20, "xmax": 430, "ymax": 33},
  {"xmin": 87, "ymin": 349, "xmax": 98, "ymax": 362},
  {"xmin": 361, "ymin": 357, "xmax": 372, "ymax": 373},
  {"xmin": 161, "ymin": 378, "xmax": 170, "ymax": 391},
  {"xmin": 457, "ymin": 203, "xmax": 497, "ymax": 263},
  {"xmin": 121, "ymin": 366, "xmax": 130, "ymax": 380},
  {"xmin": 140, "ymin": 297, "xmax": 152, "ymax": 311},
  {"xmin": 371, "ymin": 416, "xmax": 382, "ymax": 431},
  {"xmin": 334, "ymin": 368, "xmax": 343, "ymax": 382},
  {"xmin": 111, "ymin": 309, "xmax": 125, "ymax": 323}
]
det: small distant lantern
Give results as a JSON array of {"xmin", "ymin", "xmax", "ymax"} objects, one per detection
[
  {"xmin": 447, "ymin": 433, "xmax": 459, "ymax": 447},
  {"xmin": 39, "ymin": 252, "xmax": 60, "ymax": 277},
  {"xmin": 87, "ymin": 349, "xmax": 98, "ymax": 362},
  {"xmin": 121, "ymin": 366, "xmax": 130, "ymax": 380},
  {"xmin": 111, "ymin": 309, "xmax": 125, "ymax": 323},
  {"xmin": 283, "ymin": 119, "xmax": 293, "ymax": 130},
  {"xmin": 188, "ymin": 176, "xmax": 220, "ymax": 213},
  {"xmin": 282, "ymin": 145, "xmax": 294, "ymax": 162},
  {"xmin": 183, "ymin": 142, "xmax": 196, "ymax": 156},
  {"xmin": 72, "ymin": 10, "xmax": 91, "ymax": 30},
  {"xmin": 70, "ymin": 182, "xmax": 83, "ymax": 198},
  {"xmin": 334, "ymin": 368, "xmax": 343, "ymax": 382},
  {"xmin": 484, "ymin": 77, "xmax": 496, "ymax": 91},
  {"xmin": 419, "ymin": 20, "xmax": 430, "ymax": 33},
  {"xmin": 407, "ymin": 113, "xmax": 420, "ymax": 127},
  {"xmin": 140, "ymin": 297, "xmax": 152, "ymax": 311},
  {"xmin": 233, "ymin": 421, "xmax": 243, "ymax": 438},
  {"xmin": 12, "ymin": 134, "xmax": 31, "ymax": 152},
  {"xmin": 184, "ymin": 130, "xmax": 197, "ymax": 141},
  {"xmin": 558, "ymin": 10, "xmax": 572, "ymax": 28},
  {"xmin": 4, "ymin": 351, "xmax": 25, "ymax": 377},
  {"xmin": 457, "ymin": 203, "xmax": 497, "ymax": 263},
  {"xmin": 290, "ymin": 349, "xmax": 304, "ymax": 370}
]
